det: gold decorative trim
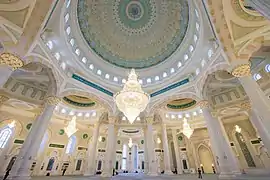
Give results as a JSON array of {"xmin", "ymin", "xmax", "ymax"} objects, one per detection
[
  {"xmin": 0, "ymin": 95, "xmax": 9, "ymax": 104},
  {"xmin": 0, "ymin": 53, "xmax": 24, "ymax": 70},
  {"xmin": 231, "ymin": 63, "xmax": 251, "ymax": 77},
  {"xmin": 198, "ymin": 100, "xmax": 209, "ymax": 109},
  {"xmin": 241, "ymin": 101, "xmax": 251, "ymax": 110},
  {"xmin": 146, "ymin": 117, "xmax": 154, "ymax": 124},
  {"xmin": 108, "ymin": 116, "xmax": 116, "ymax": 124},
  {"xmin": 45, "ymin": 96, "xmax": 61, "ymax": 106}
]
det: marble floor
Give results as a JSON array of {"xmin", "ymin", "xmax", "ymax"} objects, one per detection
[{"xmin": 30, "ymin": 174, "xmax": 270, "ymax": 180}]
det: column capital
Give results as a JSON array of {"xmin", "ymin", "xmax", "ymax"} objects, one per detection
[
  {"xmin": 45, "ymin": 96, "xmax": 61, "ymax": 106},
  {"xmin": 0, "ymin": 95, "xmax": 9, "ymax": 104},
  {"xmin": 231, "ymin": 63, "xmax": 251, "ymax": 77},
  {"xmin": 0, "ymin": 53, "xmax": 24, "ymax": 70},
  {"xmin": 146, "ymin": 116, "xmax": 154, "ymax": 124},
  {"xmin": 108, "ymin": 116, "xmax": 116, "ymax": 124},
  {"xmin": 240, "ymin": 101, "xmax": 251, "ymax": 111},
  {"xmin": 198, "ymin": 100, "xmax": 209, "ymax": 109}
]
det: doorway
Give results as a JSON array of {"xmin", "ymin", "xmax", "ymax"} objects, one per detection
[{"xmin": 198, "ymin": 145, "xmax": 214, "ymax": 173}]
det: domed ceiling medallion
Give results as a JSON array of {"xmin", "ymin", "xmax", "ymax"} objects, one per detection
[
  {"xmin": 77, "ymin": 0, "xmax": 189, "ymax": 69},
  {"xmin": 167, "ymin": 98, "xmax": 197, "ymax": 110}
]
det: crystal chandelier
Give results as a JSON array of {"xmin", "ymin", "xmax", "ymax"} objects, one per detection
[
  {"xmin": 182, "ymin": 118, "xmax": 193, "ymax": 139},
  {"xmin": 128, "ymin": 138, "xmax": 133, "ymax": 148},
  {"xmin": 114, "ymin": 69, "xmax": 150, "ymax": 124},
  {"xmin": 65, "ymin": 116, "xmax": 78, "ymax": 137}
]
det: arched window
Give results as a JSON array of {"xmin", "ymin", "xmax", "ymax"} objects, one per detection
[
  {"xmin": 265, "ymin": 64, "xmax": 270, "ymax": 73},
  {"xmin": 0, "ymin": 127, "xmax": 13, "ymax": 148},
  {"xmin": 253, "ymin": 73, "xmax": 262, "ymax": 81},
  {"xmin": 65, "ymin": 135, "xmax": 76, "ymax": 154}
]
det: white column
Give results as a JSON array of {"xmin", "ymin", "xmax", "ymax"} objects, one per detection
[
  {"xmin": 172, "ymin": 129, "xmax": 183, "ymax": 174},
  {"xmin": 84, "ymin": 123, "xmax": 100, "ymax": 176},
  {"xmin": 200, "ymin": 101, "xmax": 239, "ymax": 179},
  {"xmin": 112, "ymin": 128, "xmax": 118, "ymax": 171},
  {"xmin": 247, "ymin": 0, "xmax": 270, "ymax": 20},
  {"xmin": 239, "ymin": 75, "xmax": 270, "ymax": 133},
  {"xmin": 161, "ymin": 124, "xmax": 173, "ymax": 174},
  {"xmin": 242, "ymin": 102, "xmax": 270, "ymax": 153},
  {"xmin": 146, "ymin": 117, "xmax": 158, "ymax": 176},
  {"xmin": 101, "ymin": 117, "xmax": 115, "ymax": 177},
  {"xmin": 7, "ymin": 96, "xmax": 60, "ymax": 180},
  {"xmin": 131, "ymin": 145, "xmax": 136, "ymax": 171},
  {"xmin": 0, "ymin": 66, "xmax": 13, "ymax": 88},
  {"xmin": 143, "ymin": 129, "xmax": 149, "ymax": 174},
  {"xmin": 0, "ymin": 53, "xmax": 24, "ymax": 88}
]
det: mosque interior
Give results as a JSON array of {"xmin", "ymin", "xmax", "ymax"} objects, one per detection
[{"xmin": 0, "ymin": 0, "xmax": 270, "ymax": 179}]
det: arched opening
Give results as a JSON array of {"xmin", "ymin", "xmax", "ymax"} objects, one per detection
[
  {"xmin": 46, "ymin": 157, "xmax": 55, "ymax": 171},
  {"xmin": 198, "ymin": 145, "xmax": 214, "ymax": 173},
  {"xmin": 115, "ymin": 161, "xmax": 119, "ymax": 170},
  {"xmin": 97, "ymin": 160, "xmax": 102, "ymax": 171},
  {"xmin": 6, "ymin": 156, "xmax": 16, "ymax": 171},
  {"xmin": 235, "ymin": 131, "xmax": 256, "ymax": 168}
]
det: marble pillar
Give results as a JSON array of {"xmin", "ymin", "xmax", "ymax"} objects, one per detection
[
  {"xmin": 0, "ymin": 53, "xmax": 24, "ymax": 88},
  {"xmin": 7, "ymin": 96, "xmax": 60, "ymax": 180},
  {"xmin": 200, "ymin": 101, "xmax": 239, "ymax": 179},
  {"xmin": 242, "ymin": 102, "xmax": 270, "ymax": 153},
  {"xmin": 172, "ymin": 129, "xmax": 183, "ymax": 174},
  {"xmin": 143, "ymin": 128, "xmax": 149, "ymax": 174},
  {"xmin": 247, "ymin": 0, "xmax": 270, "ymax": 20},
  {"xmin": 161, "ymin": 124, "xmax": 173, "ymax": 174},
  {"xmin": 84, "ymin": 123, "xmax": 100, "ymax": 176},
  {"xmin": 101, "ymin": 117, "xmax": 115, "ymax": 177},
  {"xmin": 146, "ymin": 117, "xmax": 158, "ymax": 176}
]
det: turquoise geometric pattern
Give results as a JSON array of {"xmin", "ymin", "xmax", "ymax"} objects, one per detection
[
  {"xmin": 72, "ymin": 74, "xmax": 189, "ymax": 98},
  {"xmin": 77, "ymin": 0, "xmax": 189, "ymax": 69}
]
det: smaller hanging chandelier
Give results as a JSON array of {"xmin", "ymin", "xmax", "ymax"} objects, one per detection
[
  {"xmin": 114, "ymin": 69, "xmax": 150, "ymax": 124},
  {"xmin": 157, "ymin": 137, "xmax": 161, "ymax": 144},
  {"xmin": 182, "ymin": 118, "xmax": 193, "ymax": 139},
  {"xmin": 65, "ymin": 116, "xmax": 78, "ymax": 137},
  {"xmin": 128, "ymin": 138, "xmax": 133, "ymax": 148}
]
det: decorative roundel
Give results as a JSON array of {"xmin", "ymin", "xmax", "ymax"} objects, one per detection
[
  {"xmin": 102, "ymin": 137, "xmax": 106, "ymax": 142},
  {"xmin": 141, "ymin": 139, "xmax": 144, "ymax": 144},
  {"xmin": 117, "ymin": 140, "xmax": 121, "ymax": 144},
  {"xmin": 77, "ymin": 0, "xmax": 189, "ymax": 69},
  {"xmin": 59, "ymin": 129, "xmax": 65, "ymax": 135},
  {"xmin": 83, "ymin": 133, "xmax": 89, "ymax": 139},
  {"xmin": 178, "ymin": 135, "xmax": 183, "ymax": 141},
  {"xmin": 26, "ymin": 123, "xmax": 32, "ymax": 130}
]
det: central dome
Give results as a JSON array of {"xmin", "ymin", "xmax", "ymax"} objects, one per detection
[{"xmin": 77, "ymin": 0, "xmax": 189, "ymax": 69}]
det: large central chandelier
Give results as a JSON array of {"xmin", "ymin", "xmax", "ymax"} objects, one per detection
[
  {"xmin": 182, "ymin": 118, "xmax": 193, "ymax": 139},
  {"xmin": 114, "ymin": 69, "xmax": 150, "ymax": 124}
]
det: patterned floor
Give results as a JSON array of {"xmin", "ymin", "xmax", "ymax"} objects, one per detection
[{"xmin": 30, "ymin": 173, "xmax": 270, "ymax": 180}]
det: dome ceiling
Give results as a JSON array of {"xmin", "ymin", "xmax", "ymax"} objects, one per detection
[
  {"xmin": 167, "ymin": 98, "xmax": 197, "ymax": 110},
  {"xmin": 77, "ymin": 0, "xmax": 189, "ymax": 69}
]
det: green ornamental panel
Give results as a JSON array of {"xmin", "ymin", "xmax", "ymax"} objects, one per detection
[
  {"xmin": 59, "ymin": 129, "xmax": 65, "ymax": 135},
  {"xmin": 83, "ymin": 133, "xmax": 89, "ymax": 139},
  {"xmin": 26, "ymin": 123, "xmax": 32, "ymax": 130}
]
